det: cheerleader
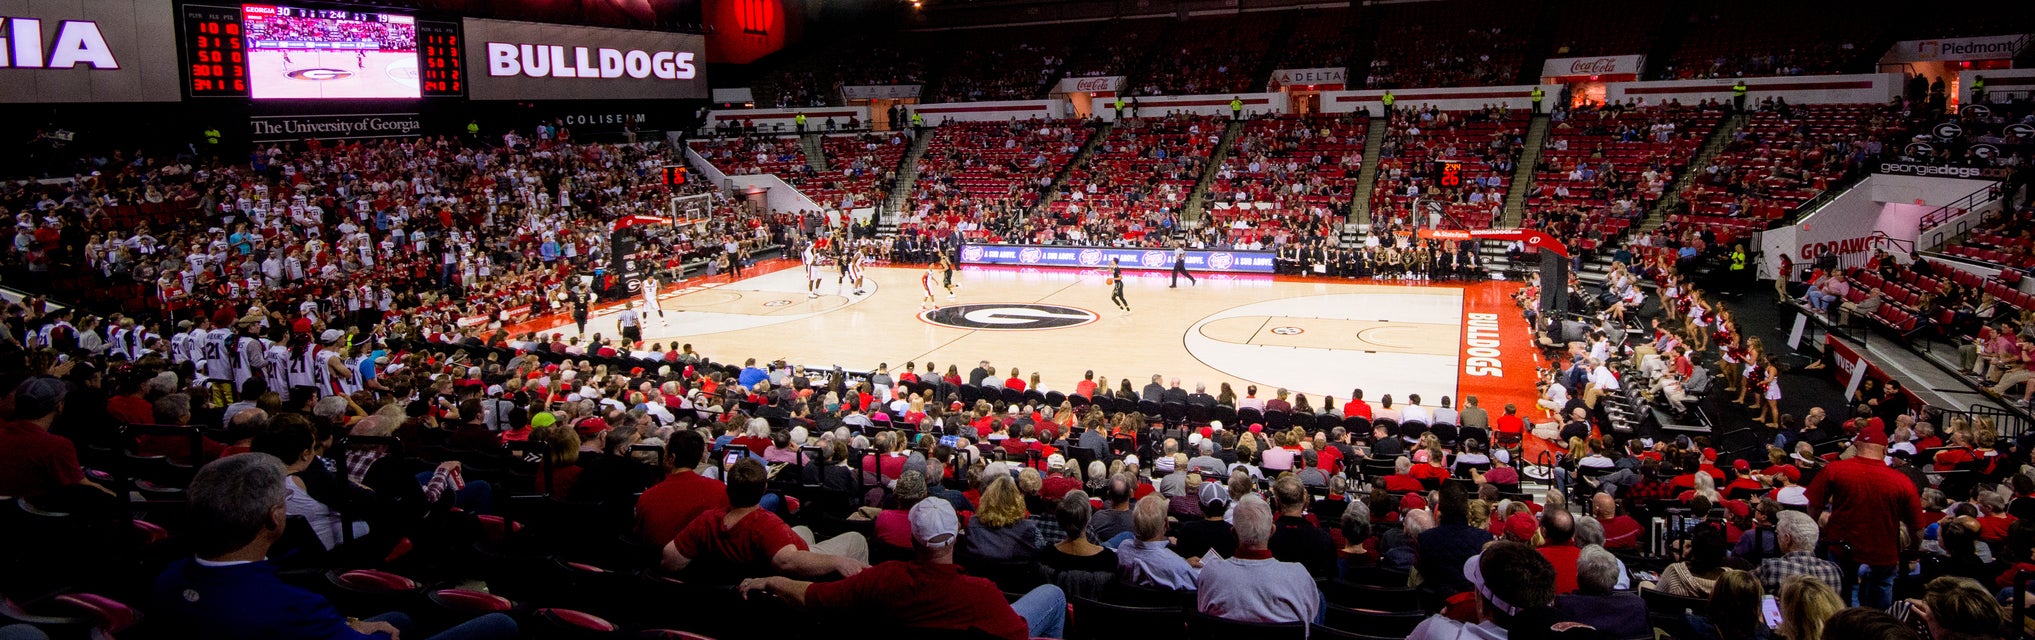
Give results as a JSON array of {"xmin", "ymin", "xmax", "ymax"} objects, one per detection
[
  {"xmin": 1736, "ymin": 336, "xmax": 1767, "ymax": 408},
  {"xmin": 1685, "ymin": 294, "xmax": 1710, "ymax": 352},
  {"xmin": 1757, "ymin": 355, "xmax": 1782, "ymax": 427}
]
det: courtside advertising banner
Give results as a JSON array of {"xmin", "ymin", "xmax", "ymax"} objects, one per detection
[
  {"xmin": 959, "ymin": 244, "xmax": 1276, "ymax": 274},
  {"xmin": 0, "ymin": 0, "xmax": 180, "ymax": 103},
  {"xmin": 462, "ymin": 18, "xmax": 705, "ymax": 101}
]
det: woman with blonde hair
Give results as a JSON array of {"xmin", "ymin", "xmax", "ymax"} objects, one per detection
[
  {"xmin": 1692, "ymin": 570, "xmax": 1772, "ymax": 640},
  {"xmin": 1777, "ymin": 576, "xmax": 1842, "ymax": 640},
  {"xmin": 959, "ymin": 475, "xmax": 1040, "ymax": 565}
]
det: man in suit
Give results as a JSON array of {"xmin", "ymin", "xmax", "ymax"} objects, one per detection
[
  {"xmin": 1141, "ymin": 375, "xmax": 1166, "ymax": 403},
  {"xmin": 1161, "ymin": 378, "xmax": 1189, "ymax": 405},
  {"xmin": 968, "ymin": 361, "xmax": 994, "ymax": 387},
  {"xmin": 1186, "ymin": 383, "xmax": 1218, "ymax": 409}
]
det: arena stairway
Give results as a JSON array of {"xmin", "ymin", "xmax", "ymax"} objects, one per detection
[
  {"xmin": 1499, "ymin": 114, "xmax": 1551, "ymax": 228},
  {"xmin": 1182, "ymin": 119, "xmax": 1245, "ymax": 223},
  {"xmin": 799, "ymin": 133, "xmax": 828, "ymax": 173},
  {"xmin": 876, "ymin": 126, "xmax": 936, "ymax": 234},
  {"xmin": 1350, "ymin": 115, "xmax": 1389, "ymax": 225},
  {"xmin": 1558, "ymin": 113, "xmax": 1746, "ymax": 287},
  {"xmin": 1030, "ymin": 120, "xmax": 1113, "ymax": 217}
]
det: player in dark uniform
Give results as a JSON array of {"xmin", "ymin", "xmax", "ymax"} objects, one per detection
[
  {"xmin": 940, "ymin": 253, "xmax": 958, "ymax": 300},
  {"xmin": 1109, "ymin": 258, "xmax": 1130, "ymax": 313}
]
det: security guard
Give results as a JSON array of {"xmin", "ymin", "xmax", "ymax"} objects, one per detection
[
  {"xmin": 1229, "ymin": 96, "xmax": 1244, "ymax": 121},
  {"xmin": 909, "ymin": 110, "xmax": 924, "ymax": 132},
  {"xmin": 465, "ymin": 120, "xmax": 480, "ymax": 138},
  {"xmin": 1112, "ymin": 96, "xmax": 1125, "ymax": 120},
  {"xmin": 202, "ymin": 127, "xmax": 221, "ymax": 148},
  {"xmin": 1731, "ymin": 80, "xmax": 1748, "ymax": 113},
  {"xmin": 1973, "ymin": 75, "xmax": 1987, "ymax": 104},
  {"xmin": 1381, "ymin": 90, "xmax": 1396, "ymax": 116},
  {"xmin": 1729, "ymin": 244, "xmax": 1748, "ymax": 282},
  {"xmin": 1530, "ymin": 86, "xmax": 1545, "ymax": 114},
  {"xmin": 794, "ymin": 112, "xmax": 807, "ymax": 133}
]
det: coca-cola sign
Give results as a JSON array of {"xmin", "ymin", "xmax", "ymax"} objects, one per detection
[
  {"xmin": 1056, "ymin": 75, "xmax": 1123, "ymax": 94},
  {"xmin": 1542, "ymin": 54, "xmax": 1646, "ymax": 79}
]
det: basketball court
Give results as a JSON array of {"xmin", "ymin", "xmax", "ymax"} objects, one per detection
[
  {"xmin": 246, "ymin": 49, "xmax": 421, "ymax": 99},
  {"xmin": 524, "ymin": 261, "xmax": 1546, "ymax": 415}
]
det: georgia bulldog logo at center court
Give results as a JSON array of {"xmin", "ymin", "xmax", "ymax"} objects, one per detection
[
  {"xmin": 1140, "ymin": 251, "xmax": 1168, "ymax": 268},
  {"xmin": 287, "ymin": 68, "xmax": 355, "ymax": 82},
  {"xmin": 1208, "ymin": 252, "xmax": 1235, "ymax": 270},
  {"xmin": 921, "ymin": 303, "xmax": 1100, "ymax": 331},
  {"xmin": 1078, "ymin": 249, "xmax": 1103, "ymax": 266},
  {"xmin": 960, "ymin": 246, "xmax": 985, "ymax": 261}
]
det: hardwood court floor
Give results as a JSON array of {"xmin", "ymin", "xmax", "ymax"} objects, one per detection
[{"xmin": 547, "ymin": 262, "xmax": 1538, "ymax": 409}]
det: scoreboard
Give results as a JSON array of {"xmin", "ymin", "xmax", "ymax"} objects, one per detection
[
  {"xmin": 183, "ymin": 5, "xmax": 249, "ymax": 98},
  {"xmin": 418, "ymin": 20, "xmax": 467, "ymax": 98}
]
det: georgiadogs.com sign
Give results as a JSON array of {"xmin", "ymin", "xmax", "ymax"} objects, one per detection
[
  {"xmin": 248, "ymin": 113, "xmax": 424, "ymax": 142},
  {"xmin": 462, "ymin": 18, "xmax": 706, "ymax": 101}
]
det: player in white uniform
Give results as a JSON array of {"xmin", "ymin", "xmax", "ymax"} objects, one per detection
[
  {"xmin": 802, "ymin": 242, "xmax": 822, "ymax": 299},
  {"xmin": 641, "ymin": 274, "xmax": 664, "ymax": 321},
  {"xmin": 921, "ymin": 264, "xmax": 939, "ymax": 311},
  {"xmin": 203, "ymin": 325, "xmax": 239, "ymax": 405},
  {"xmin": 846, "ymin": 249, "xmax": 866, "ymax": 296}
]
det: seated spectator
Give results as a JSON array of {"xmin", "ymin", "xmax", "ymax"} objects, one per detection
[
  {"xmin": 250, "ymin": 417, "xmax": 368, "ymax": 553},
  {"xmin": 1646, "ymin": 523, "xmax": 1729, "ymax": 598},
  {"xmin": 1408, "ymin": 540, "xmax": 1604, "ymax": 639},
  {"xmin": 1538, "ymin": 509, "xmax": 1582, "ymax": 594},
  {"xmin": 1910, "ymin": 576, "xmax": 2008, "ymax": 640},
  {"xmin": 1174, "ymin": 482, "xmax": 1237, "ymax": 561},
  {"xmin": 1196, "ymin": 495, "xmax": 1320, "ymax": 625},
  {"xmin": 1117, "ymin": 493, "xmax": 1198, "ymax": 591},
  {"xmin": 1688, "ymin": 570, "xmax": 1771, "ymax": 640},
  {"xmin": 1554, "ymin": 545, "xmax": 1647, "ymax": 638},
  {"xmin": 960, "ymin": 472, "xmax": 1042, "ymax": 575},
  {"xmin": 873, "ymin": 471, "xmax": 931, "ymax": 552},
  {"xmin": 1778, "ymin": 576, "xmax": 1844, "ymax": 640},
  {"xmin": 661, "ymin": 458, "xmax": 869, "ymax": 582},
  {"xmin": 1822, "ymin": 607, "xmax": 1920, "ymax": 640},
  {"xmin": 1416, "ymin": 483, "xmax": 1494, "ymax": 599},
  {"xmin": 1039, "ymin": 491, "xmax": 1117, "ymax": 577},
  {"xmin": 1088, "ymin": 473, "xmax": 1136, "ymax": 546},
  {"xmin": 735, "ymin": 498, "xmax": 1066, "ymax": 640},
  {"xmin": 1592, "ymin": 493, "xmax": 1641, "ymax": 550},
  {"xmin": 0, "ymin": 377, "xmax": 111, "ymax": 502},
  {"xmin": 1268, "ymin": 475, "xmax": 1336, "ymax": 578},
  {"xmin": 1753, "ymin": 511, "xmax": 1844, "ymax": 595},
  {"xmin": 153, "ymin": 454, "xmax": 517, "ymax": 640},
  {"xmin": 636, "ymin": 430, "xmax": 729, "ymax": 545}
]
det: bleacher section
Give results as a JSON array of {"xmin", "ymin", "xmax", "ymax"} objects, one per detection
[
  {"xmin": 1048, "ymin": 115, "xmax": 1224, "ymax": 241},
  {"xmin": 688, "ymin": 136, "xmax": 810, "ymax": 178},
  {"xmin": 1655, "ymin": 0, "xmax": 1886, "ymax": 80},
  {"xmin": 907, "ymin": 119, "xmax": 1090, "ymax": 225},
  {"xmin": 1522, "ymin": 105, "xmax": 1724, "ymax": 249},
  {"xmin": 809, "ymin": 133, "xmax": 907, "ymax": 210},
  {"xmin": 1369, "ymin": 108, "xmax": 1529, "ymax": 230},
  {"xmin": 1131, "ymin": 13, "xmax": 1283, "ymax": 96},
  {"xmin": 1364, "ymin": 0, "xmax": 1538, "ymax": 89},
  {"xmin": 923, "ymin": 27, "xmax": 1078, "ymax": 103},
  {"xmin": 1204, "ymin": 115, "xmax": 1366, "ymax": 245},
  {"xmin": 1674, "ymin": 104, "xmax": 1908, "ymax": 243}
]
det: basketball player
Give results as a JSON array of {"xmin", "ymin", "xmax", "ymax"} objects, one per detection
[
  {"xmin": 846, "ymin": 248, "xmax": 867, "ymax": 296},
  {"xmin": 642, "ymin": 273, "xmax": 664, "ymax": 320},
  {"xmin": 356, "ymin": 49, "xmax": 366, "ymax": 69},
  {"xmin": 940, "ymin": 253, "xmax": 958, "ymax": 300},
  {"xmin": 921, "ymin": 263, "xmax": 940, "ymax": 311},
  {"xmin": 803, "ymin": 241, "xmax": 823, "ymax": 299},
  {"xmin": 1109, "ymin": 258, "xmax": 1130, "ymax": 313}
]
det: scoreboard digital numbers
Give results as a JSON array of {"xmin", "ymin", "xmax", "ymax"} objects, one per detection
[
  {"xmin": 183, "ymin": 4, "xmax": 249, "ymax": 98},
  {"xmin": 418, "ymin": 20, "xmax": 465, "ymax": 98},
  {"xmin": 1435, "ymin": 160, "xmax": 1464, "ymax": 188}
]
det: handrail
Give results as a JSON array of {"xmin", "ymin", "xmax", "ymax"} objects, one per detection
[
  {"xmin": 1966, "ymin": 403, "xmax": 2034, "ymax": 442},
  {"xmin": 1918, "ymin": 182, "xmax": 2005, "ymax": 234}
]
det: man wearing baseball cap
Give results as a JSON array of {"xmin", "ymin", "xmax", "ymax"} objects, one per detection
[
  {"xmin": 1805, "ymin": 424, "xmax": 1922, "ymax": 609},
  {"xmin": 1407, "ymin": 541, "xmax": 1606, "ymax": 639},
  {"xmin": 735, "ymin": 499, "xmax": 1067, "ymax": 639}
]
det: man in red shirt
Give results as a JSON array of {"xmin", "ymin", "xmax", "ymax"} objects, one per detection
[
  {"xmin": 1493, "ymin": 404, "xmax": 1525, "ymax": 446},
  {"xmin": 1382, "ymin": 457, "xmax": 1425, "ymax": 493},
  {"xmin": 1805, "ymin": 426, "xmax": 1922, "ymax": 609},
  {"xmin": 1040, "ymin": 454, "xmax": 1080, "ymax": 501},
  {"xmin": 0, "ymin": 378, "xmax": 111, "ymax": 501},
  {"xmin": 661, "ymin": 459, "xmax": 868, "ymax": 582},
  {"xmin": 1074, "ymin": 370, "xmax": 1098, "ymax": 398},
  {"xmin": 1536, "ymin": 509, "xmax": 1582, "ymax": 594},
  {"xmin": 635, "ymin": 431, "xmax": 729, "ymax": 545},
  {"xmin": 735, "ymin": 498, "xmax": 1064, "ymax": 640},
  {"xmin": 1343, "ymin": 389, "xmax": 1372, "ymax": 420},
  {"xmin": 1591, "ymin": 493, "xmax": 1641, "ymax": 550}
]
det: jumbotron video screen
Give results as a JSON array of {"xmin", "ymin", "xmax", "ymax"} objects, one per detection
[{"xmin": 242, "ymin": 4, "xmax": 421, "ymax": 99}]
